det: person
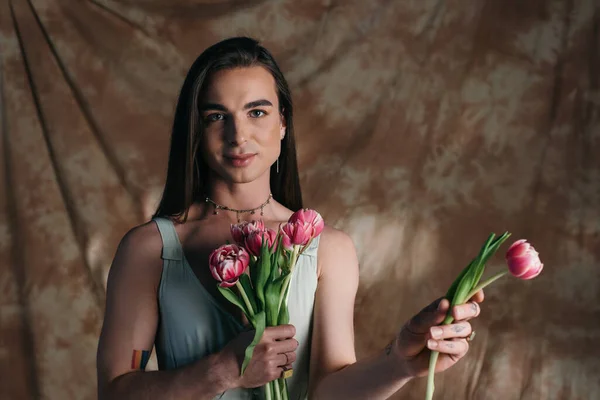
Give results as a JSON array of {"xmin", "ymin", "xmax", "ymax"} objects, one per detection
[{"xmin": 96, "ymin": 37, "xmax": 484, "ymax": 400}]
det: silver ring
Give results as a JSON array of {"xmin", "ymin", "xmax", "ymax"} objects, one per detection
[{"xmin": 466, "ymin": 331, "xmax": 476, "ymax": 342}]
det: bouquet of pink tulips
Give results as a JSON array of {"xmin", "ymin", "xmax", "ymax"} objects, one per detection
[
  {"xmin": 209, "ymin": 209, "xmax": 325, "ymax": 400},
  {"xmin": 425, "ymin": 233, "xmax": 544, "ymax": 400}
]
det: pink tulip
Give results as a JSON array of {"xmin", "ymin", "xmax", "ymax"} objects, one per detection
[
  {"xmin": 281, "ymin": 222, "xmax": 312, "ymax": 250},
  {"xmin": 209, "ymin": 244, "xmax": 250, "ymax": 287},
  {"xmin": 289, "ymin": 209, "xmax": 324, "ymax": 238},
  {"xmin": 245, "ymin": 228, "xmax": 278, "ymax": 257},
  {"xmin": 505, "ymin": 239, "xmax": 543, "ymax": 280},
  {"xmin": 230, "ymin": 220, "xmax": 265, "ymax": 245}
]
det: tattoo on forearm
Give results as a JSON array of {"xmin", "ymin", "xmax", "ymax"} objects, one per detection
[
  {"xmin": 131, "ymin": 350, "xmax": 151, "ymax": 370},
  {"xmin": 385, "ymin": 342, "xmax": 393, "ymax": 356}
]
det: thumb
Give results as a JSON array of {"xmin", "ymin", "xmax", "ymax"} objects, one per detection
[{"xmin": 397, "ymin": 298, "xmax": 450, "ymax": 358}]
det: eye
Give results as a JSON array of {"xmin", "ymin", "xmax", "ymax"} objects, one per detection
[
  {"xmin": 249, "ymin": 109, "xmax": 266, "ymax": 118},
  {"xmin": 205, "ymin": 113, "xmax": 225, "ymax": 123}
]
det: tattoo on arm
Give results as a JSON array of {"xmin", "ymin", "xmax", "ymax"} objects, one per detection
[
  {"xmin": 131, "ymin": 350, "xmax": 151, "ymax": 370},
  {"xmin": 385, "ymin": 342, "xmax": 393, "ymax": 356}
]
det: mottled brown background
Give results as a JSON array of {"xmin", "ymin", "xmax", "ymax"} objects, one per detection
[{"xmin": 1, "ymin": 0, "xmax": 599, "ymax": 399}]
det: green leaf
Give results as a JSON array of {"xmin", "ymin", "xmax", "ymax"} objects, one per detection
[
  {"xmin": 278, "ymin": 301, "xmax": 290, "ymax": 325},
  {"xmin": 445, "ymin": 258, "xmax": 475, "ymax": 301},
  {"xmin": 217, "ymin": 286, "xmax": 248, "ymax": 316},
  {"xmin": 256, "ymin": 236, "xmax": 272, "ymax": 309},
  {"xmin": 452, "ymin": 268, "xmax": 475, "ymax": 306},
  {"xmin": 482, "ymin": 232, "xmax": 511, "ymax": 264},
  {"xmin": 265, "ymin": 280, "xmax": 283, "ymax": 327},
  {"xmin": 278, "ymin": 252, "xmax": 288, "ymax": 272},
  {"xmin": 479, "ymin": 233, "xmax": 496, "ymax": 259},
  {"xmin": 241, "ymin": 311, "xmax": 266, "ymax": 375},
  {"xmin": 249, "ymin": 257, "xmax": 258, "ymax": 292},
  {"xmin": 273, "ymin": 234, "xmax": 284, "ymax": 264},
  {"xmin": 239, "ymin": 274, "xmax": 258, "ymax": 314},
  {"xmin": 271, "ymin": 234, "xmax": 286, "ymax": 280},
  {"xmin": 469, "ymin": 234, "xmax": 494, "ymax": 292},
  {"xmin": 472, "ymin": 232, "xmax": 512, "ymax": 292}
]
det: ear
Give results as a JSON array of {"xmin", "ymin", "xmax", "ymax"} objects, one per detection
[{"xmin": 280, "ymin": 113, "xmax": 286, "ymax": 140}]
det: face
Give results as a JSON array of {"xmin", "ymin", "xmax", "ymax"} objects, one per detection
[{"xmin": 199, "ymin": 66, "xmax": 285, "ymax": 184}]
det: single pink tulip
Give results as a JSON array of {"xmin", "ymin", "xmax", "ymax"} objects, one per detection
[
  {"xmin": 506, "ymin": 239, "xmax": 543, "ymax": 280},
  {"xmin": 289, "ymin": 208, "xmax": 325, "ymax": 238},
  {"xmin": 209, "ymin": 244, "xmax": 250, "ymax": 287},
  {"xmin": 245, "ymin": 228, "xmax": 278, "ymax": 257},
  {"xmin": 281, "ymin": 221, "xmax": 312, "ymax": 250},
  {"xmin": 230, "ymin": 220, "xmax": 265, "ymax": 245}
]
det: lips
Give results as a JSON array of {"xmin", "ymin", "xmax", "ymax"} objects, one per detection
[
  {"xmin": 224, "ymin": 153, "xmax": 257, "ymax": 167},
  {"xmin": 225, "ymin": 153, "xmax": 256, "ymax": 160}
]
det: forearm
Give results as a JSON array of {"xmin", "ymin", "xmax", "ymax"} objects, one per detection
[
  {"xmin": 312, "ymin": 346, "xmax": 412, "ymax": 400},
  {"xmin": 100, "ymin": 351, "xmax": 239, "ymax": 400}
]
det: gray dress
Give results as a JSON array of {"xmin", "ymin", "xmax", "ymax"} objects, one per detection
[{"xmin": 152, "ymin": 217, "xmax": 319, "ymax": 399}]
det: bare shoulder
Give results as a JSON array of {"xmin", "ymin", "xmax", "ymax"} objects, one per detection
[
  {"xmin": 114, "ymin": 221, "xmax": 162, "ymax": 262},
  {"xmin": 316, "ymin": 225, "xmax": 359, "ymax": 278},
  {"xmin": 318, "ymin": 225, "xmax": 356, "ymax": 252},
  {"xmin": 107, "ymin": 220, "xmax": 164, "ymax": 285}
]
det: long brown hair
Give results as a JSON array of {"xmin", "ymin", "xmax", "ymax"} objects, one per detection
[{"xmin": 153, "ymin": 37, "xmax": 303, "ymax": 222}]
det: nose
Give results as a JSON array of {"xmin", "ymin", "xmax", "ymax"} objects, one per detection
[{"xmin": 224, "ymin": 116, "xmax": 247, "ymax": 146}]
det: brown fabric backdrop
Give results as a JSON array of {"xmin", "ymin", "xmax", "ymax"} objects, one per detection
[{"xmin": 1, "ymin": 0, "xmax": 599, "ymax": 399}]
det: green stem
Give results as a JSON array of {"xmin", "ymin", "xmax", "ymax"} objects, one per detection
[
  {"xmin": 466, "ymin": 270, "xmax": 508, "ymax": 300},
  {"xmin": 278, "ymin": 248, "xmax": 299, "ymax": 312},
  {"xmin": 264, "ymin": 382, "xmax": 272, "ymax": 400},
  {"xmin": 425, "ymin": 350, "xmax": 439, "ymax": 400},
  {"xmin": 279, "ymin": 377, "xmax": 289, "ymax": 400},
  {"xmin": 273, "ymin": 378, "xmax": 282, "ymax": 400},
  {"xmin": 426, "ymin": 309, "xmax": 456, "ymax": 399},
  {"xmin": 235, "ymin": 281, "xmax": 255, "ymax": 318}
]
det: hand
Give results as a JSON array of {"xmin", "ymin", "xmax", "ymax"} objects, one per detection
[
  {"xmin": 222, "ymin": 324, "xmax": 298, "ymax": 389},
  {"xmin": 390, "ymin": 290, "xmax": 484, "ymax": 379}
]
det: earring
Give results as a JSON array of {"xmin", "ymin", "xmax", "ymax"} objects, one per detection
[{"xmin": 276, "ymin": 158, "xmax": 279, "ymax": 174}]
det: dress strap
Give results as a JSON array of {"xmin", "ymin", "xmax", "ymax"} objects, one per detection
[
  {"xmin": 299, "ymin": 234, "xmax": 321, "ymax": 257},
  {"xmin": 152, "ymin": 217, "xmax": 183, "ymax": 261}
]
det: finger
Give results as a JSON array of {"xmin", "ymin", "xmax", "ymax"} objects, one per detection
[
  {"xmin": 274, "ymin": 352, "xmax": 290, "ymax": 367},
  {"xmin": 265, "ymin": 324, "xmax": 296, "ymax": 340},
  {"xmin": 427, "ymin": 338, "xmax": 469, "ymax": 355},
  {"xmin": 468, "ymin": 289, "xmax": 485, "ymax": 303},
  {"xmin": 405, "ymin": 298, "xmax": 450, "ymax": 334},
  {"xmin": 452, "ymin": 301, "xmax": 480, "ymax": 321},
  {"xmin": 429, "ymin": 322, "xmax": 472, "ymax": 340},
  {"xmin": 282, "ymin": 351, "xmax": 296, "ymax": 365},
  {"xmin": 272, "ymin": 338, "xmax": 299, "ymax": 354},
  {"xmin": 397, "ymin": 299, "xmax": 450, "ymax": 359}
]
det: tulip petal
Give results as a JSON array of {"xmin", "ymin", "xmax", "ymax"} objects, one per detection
[
  {"xmin": 506, "ymin": 239, "xmax": 529, "ymax": 259},
  {"xmin": 520, "ymin": 263, "xmax": 543, "ymax": 280},
  {"xmin": 507, "ymin": 254, "xmax": 536, "ymax": 277},
  {"xmin": 219, "ymin": 280, "xmax": 237, "ymax": 288}
]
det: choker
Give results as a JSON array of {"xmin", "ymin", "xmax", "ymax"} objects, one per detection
[{"xmin": 205, "ymin": 194, "xmax": 273, "ymax": 223}]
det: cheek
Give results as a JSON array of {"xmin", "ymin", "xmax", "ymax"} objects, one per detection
[
  {"xmin": 201, "ymin": 130, "xmax": 224, "ymax": 164},
  {"xmin": 203, "ymin": 127, "xmax": 224, "ymax": 150},
  {"xmin": 253, "ymin": 118, "xmax": 281, "ymax": 146}
]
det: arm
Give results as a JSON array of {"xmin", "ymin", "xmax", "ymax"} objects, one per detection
[
  {"xmin": 96, "ymin": 222, "xmax": 239, "ymax": 400},
  {"xmin": 309, "ymin": 227, "xmax": 484, "ymax": 399},
  {"xmin": 97, "ymin": 222, "xmax": 299, "ymax": 400},
  {"xmin": 308, "ymin": 227, "xmax": 411, "ymax": 399}
]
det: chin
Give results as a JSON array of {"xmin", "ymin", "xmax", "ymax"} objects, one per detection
[{"xmin": 221, "ymin": 166, "xmax": 269, "ymax": 184}]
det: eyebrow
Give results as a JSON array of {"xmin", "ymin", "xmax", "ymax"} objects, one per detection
[{"xmin": 200, "ymin": 99, "xmax": 274, "ymax": 112}]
